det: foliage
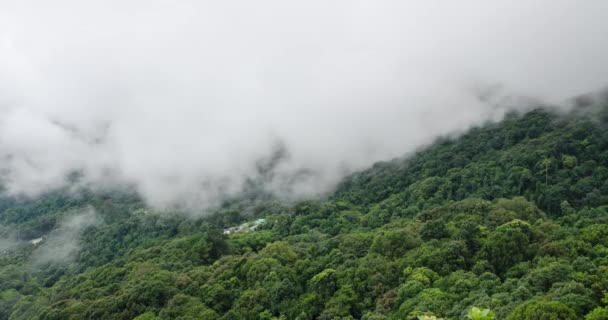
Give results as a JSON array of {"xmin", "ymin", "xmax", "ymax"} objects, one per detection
[
  {"xmin": 467, "ymin": 307, "xmax": 495, "ymax": 320},
  {"xmin": 1, "ymin": 104, "xmax": 608, "ymax": 319}
]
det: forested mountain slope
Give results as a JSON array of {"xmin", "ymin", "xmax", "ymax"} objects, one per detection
[{"xmin": 2, "ymin": 102, "xmax": 608, "ymax": 319}]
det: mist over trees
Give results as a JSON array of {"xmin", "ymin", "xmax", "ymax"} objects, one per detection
[
  {"xmin": 1, "ymin": 1, "xmax": 608, "ymax": 209},
  {"xmin": 1, "ymin": 101, "xmax": 608, "ymax": 319},
  {"xmin": 1, "ymin": 1, "xmax": 608, "ymax": 319}
]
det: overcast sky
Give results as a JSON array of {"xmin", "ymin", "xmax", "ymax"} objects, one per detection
[{"xmin": 0, "ymin": 0, "xmax": 607, "ymax": 209}]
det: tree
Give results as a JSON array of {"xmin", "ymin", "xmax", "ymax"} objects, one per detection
[
  {"xmin": 158, "ymin": 294, "xmax": 218, "ymax": 320},
  {"xmin": 506, "ymin": 300, "xmax": 577, "ymax": 320},
  {"xmin": 467, "ymin": 307, "xmax": 495, "ymax": 320},
  {"xmin": 585, "ymin": 307, "xmax": 608, "ymax": 320},
  {"xmin": 480, "ymin": 220, "xmax": 533, "ymax": 274}
]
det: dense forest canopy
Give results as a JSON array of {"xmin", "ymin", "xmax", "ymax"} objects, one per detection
[{"xmin": 2, "ymin": 99, "xmax": 608, "ymax": 319}]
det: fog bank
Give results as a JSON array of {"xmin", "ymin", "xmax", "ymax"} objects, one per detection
[{"xmin": 0, "ymin": 1, "xmax": 607, "ymax": 209}]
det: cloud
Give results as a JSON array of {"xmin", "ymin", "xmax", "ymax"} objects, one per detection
[
  {"xmin": 0, "ymin": 225, "xmax": 21, "ymax": 252},
  {"xmin": 30, "ymin": 207, "xmax": 101, "ymax": 266},
  {"xmin": 0, "ymin": 238, "xmax": 19, "ymax": 252},
  {"xmin": 0, "ymin": 0, "xmax": 607, "ymax": 209}
]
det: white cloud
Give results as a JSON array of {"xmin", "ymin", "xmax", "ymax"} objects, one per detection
[
  {"xmin": 30, "ymin": 207, "xmax": 101, "ymax": 266},
  {"xmin": 0, "ymin": 0, "xmax": 606, "ymax": 209}
]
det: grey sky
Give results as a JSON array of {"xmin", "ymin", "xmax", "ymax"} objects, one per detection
[{"xmin": 0, "ymin": 1, "xmax": 607, "ymax": 209}]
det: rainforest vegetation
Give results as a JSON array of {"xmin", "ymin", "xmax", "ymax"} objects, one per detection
[{"xmin": 2, "ymin": 100, "xmax": 608, "ymax": 319}]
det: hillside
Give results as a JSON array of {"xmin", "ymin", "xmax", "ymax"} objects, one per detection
[{"xmin": 2, "ymin": 102, "xmax": 608, "ymax": 319}]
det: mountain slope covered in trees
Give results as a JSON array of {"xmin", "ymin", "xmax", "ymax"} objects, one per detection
[{"xmin": 2, "ymin": 100, "xmax": 608, "ymax": 319}]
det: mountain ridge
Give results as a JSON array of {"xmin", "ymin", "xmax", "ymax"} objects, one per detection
[{"xmin": 1, "ymin": 101, "xmax": 608, "ymax": 319}]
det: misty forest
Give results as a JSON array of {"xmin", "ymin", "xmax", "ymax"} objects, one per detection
[
  {"xmin": 3, "ymin": 1, "xmax": 608, "ymax": 320},
  {"xmin": 2, "ymin": 98, "xmax": 608, "ymax": 319}
]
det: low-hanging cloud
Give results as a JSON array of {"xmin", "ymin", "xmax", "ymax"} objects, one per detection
[
  {"xmin": 30, "ymin": 207, "xmax": 101, "ymax": 266},
  {"xmin": 0, "ymin": 0, "xmax": 607, "ymax": 209},
  {"xmin": 0, "ymin": 229, "xmax": 20, "ymax": 252}
]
